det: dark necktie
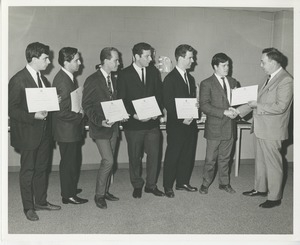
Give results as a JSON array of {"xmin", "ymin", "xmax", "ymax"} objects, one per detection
[
  {"xmin": 221, "ymin": 77, "xmax": 227, "ymax": 97},
  {"xmin": 107, "ymin": 75, "xmax": 113, "ymax": 99},
  {"xmin": 37, "ymin": 72, "xmax": 43, "ymax": 88},
  {"xmin": 263, "ymin": 75, "xmax": 271, "ymax": 88},
  {"xmin": 73, "ymin": 78, "xmax": 78, "ymax": 89},
  {"xmin": 141, "ymin": 68, "xmax": 145, "ymax": 84},
  {"xmin": 184, "ymin": 72, "xmax": 190, "ymax": 94}
]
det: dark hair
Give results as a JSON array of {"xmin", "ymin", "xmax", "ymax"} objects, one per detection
[
  {"xmin": 175, "ymin": 44, "xmax": 195, "ymax": 61},
  {"xmin": 132, "ymin": 42, "xmax": 152, "ymax": 57},
  {"xmin": 58, "ymin": 47, "xmax": 78, "ymax": 67},
  {"xmin": 99, "ymin": 47, "xmax": 119, "ymax": 65},
  {"xmin": 262, "ymin": 48, "xmax": 284, "ymax": 66},
  {"xmin": 25, "ymin": 42, "xmax": 50, "ymax": 63},
  {"xmin": 211, "ymin": 53, "xmax": 230, "ymax": 69}
]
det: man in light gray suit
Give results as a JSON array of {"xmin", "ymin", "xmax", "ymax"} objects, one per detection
[
  {"xmin": 237, "ymin": 48, "xmax": 293, "ymax": 208},
  {"xmin": 199, "ymin": 53, "xmax": 239, "ymax": 195}
]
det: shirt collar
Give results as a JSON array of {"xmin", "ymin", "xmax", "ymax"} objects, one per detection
[
  {"xmin": 176, "ymin": 66, "xmax": 186, "ymax": 78},
  {"xmin": 100, "ymin": 67, "xmax": 110, "ymax": 79},
  {"xmin": 269, "ymin": 67, "xmax": 282, "ymax": 80},
  {"xmin": 61, "ymin": 67, "xmax": 74, "ymax": 81},
  {"xmin": 133, "ymin": 62, "xmax": 144, "ymax": 73},
  {"xmin": 26, "ymin": 64, "xmax": 39, "ymax": 79}
]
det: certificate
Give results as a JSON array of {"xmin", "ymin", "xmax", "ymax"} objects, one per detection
[
  {"xmin": 25, "ymin": 87, "xmax": 60, "ymax": 113},
  {"xmin": 132, "ymin": 96, "xmax": 162, "ymax": 120},
  {"xmin": 231, "ymin": 85, "xmax": 258, "ymax": 106},
  {"xmin": 175, "ymin": 98, "xmax": 199, "ymax": 119},
  {"xmin": 70, "ymin": 87, "xmax": 83, "ymax": 113},
  {"xmin": 101, "ymin": 99, "xmax": 129, "ymax": 123}
]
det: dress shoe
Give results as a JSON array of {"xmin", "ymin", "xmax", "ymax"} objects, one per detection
[
  {"xmin": 175, "ymin": 184, "xmax": 198, "ymax": 192},
  {"xmin": 24, "ymin": 209, "xmax": 39, "ymax": 221},
  {"xmin": 199, "ymin": 185, "xmax": 208, "ymax": 194},
  {"xmin": 144, "ymin": 186, "xmax": 165, "ymax": 197},
  {"xmin": 105, "ymin": 192, "xmax": 119, "ymax": 201},
  {"xmin": 94, "ymin": 196, "xmax": 107, "ymax": 209},
  {"xmin": 62, "ymin": 196, "xmax": 88, "ymax": 204},
  {"xmin": 132, "ymin": 188, "xmax": 142, "ymax": 198},
  {"xmin": 219, "ymin": 184, "xmax": 236, "ymax": 194},
  {"xmin": 164, "ymin": 188, "xmax": 175, "ymax": 198},
  {"xmin": 35, "ymin": 202, "xmax": 61, "ymax": 211},
  {"xmin": 76, "ymin": 188, "xmax": 82, "ymax": 194},
  {"xmin": 243, "ymin": 189, "xmax": 267, "ymax": 197},
  {"xmin": 259, "ymin": 200, "xmax": 281, "ymax": 208}
]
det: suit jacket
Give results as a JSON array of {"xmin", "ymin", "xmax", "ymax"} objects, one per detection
[
  {"xmin": 82, "ymin": 70, "xmax": 119, "ymax": 139},
  {"xmin": 238, "ymin": 68, "xmax": 293, "ymax": 140},
  {"xmin": 200, "ymin": 74, "xmax": 238, "ymax": 140},
  {"xmin": 8, "ymin": 67, "xmax": 51, "ymax": 150},
  {"xmin": 52, "ymin": 69, "xmax": 84, "ymax": 142},
  {"xmin": 163, "ymin": 67, "xmax": 197, "ymax": 130},
  {"xmin": 117, "ymin": 64, "xmax": 163, "ymax": 130}
]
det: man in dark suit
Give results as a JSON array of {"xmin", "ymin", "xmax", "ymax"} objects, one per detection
[
  {"xmin": 52, "ymin": 47, "xmax": 88, "ymax": 205},
  {"xmin": 82, "ymin": 47, "xmax": 122, "ymax": 209},
  {"xmin": 199, "ymin": 53, "xmax": 238, "ymax": 195},
  {"xmin": 163, "ymin": 44, "xmax": 199, "ymax": 198},
  {"xmin": 117, "ymin": 42, "xmax": 165, "ymax": 198},
  {"xmin": 8, "ymin": 42, "xmax": 61, "ymax": 221},
  {"xmin": 237, "ymin": 48, "xmax": 293, "ymax": 208}
]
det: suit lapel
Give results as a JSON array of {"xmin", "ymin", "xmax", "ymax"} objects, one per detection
[
  {"xmin": 23, "ymin": 68, "xmax": 39, "ymax": 88},
  {"xmin": 174, "ymin": 69, "xmax": 190, "ymax": 96},
  {"xmin": 129, "ymin": 64, "xmax": 145, "ymax": 89},
  {"xmin": 212, "ymin": 75, "xmax": 227, "ymax": 100},
  {"xmin": 97, "ymin": 70, "xmax": 112, "ymax": 100}
]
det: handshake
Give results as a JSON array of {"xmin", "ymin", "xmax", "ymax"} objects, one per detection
[{"xmin": 224, "ymin": 107, "xmax": 240, "ymax": 119}]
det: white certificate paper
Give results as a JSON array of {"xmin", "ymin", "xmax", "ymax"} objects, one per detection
[
  {"xmin": 175, "ymin": 98, "xmax": 199, "ymax": 119},
  {"xmin": 25, "ymin": 87, "xmax": 60, "ymax": 113},
  {"xmin": 70, "ymin": 87, "xmax": 83, "ymax": 113},
  {"xmin": 231, "ymin": 85, "xmax": 258, "ymax": 106},
  {"xmin": 101, "ymin": 99, "xmax": 129, "ymax": 123},
  {"xmin": 132, "ymin": 96, "xmax": 162, "ymax": 120}
]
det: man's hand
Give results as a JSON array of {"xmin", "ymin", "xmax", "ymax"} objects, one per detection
[
  {"xmin": 34, "ymin": 111, "xmax": 48, "ymax": 120},
  {"xmin": 224, "ymin": 108, "xmax": 238, "ymax": 119},
  {"xmin": 102, "ymin": 119, "xmax": 114, "ymax": 128},
  {"xmin": 183, "ymin": 118, "xmax": 193, "ymax": 125},
  {"xmin": 248, "ymin": 100, "xmax": 257, "ymax": 109}
]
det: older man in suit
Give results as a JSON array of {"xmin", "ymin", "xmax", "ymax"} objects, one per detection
[
  {"xmin": 163, "ymin": 44, "xmax": 199, "ymax": 198},
  {"xmin": 199, "ymin": 53, "xmax": 238, "ymax": 195},
  {"xmin": 52, "ymin": 47, "xmax": 88, "ymax": 205},
  {"xmin": 117, "ymin": 42, "xmax": 165, "ymax": 199},
  {"xmin": 237, "ymin": 48, "xmax": 293, "ymax": 208},
  {"xmin": 82, "ymin": 47, "xmax": 122, "ymax": 209},
  {"xmin": 8, "ymin": 42, "xmax": 61, "ymax": 221}
]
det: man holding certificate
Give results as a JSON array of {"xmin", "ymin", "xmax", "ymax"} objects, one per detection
[
  {"xmin": 8, "ymin": 42, "xmax": 61, "ymax": 221},
  {"xmin": 199, "ymin": 53, "xmax": 238, "ymax": 195},
  {"xmin": 52, "ymin": 47, "xmax": 88, "ymax": 205},
  {"xmin": 117, "ymin": 42, "xmax": 165, "ymax": 199},
  {"xmin": 163, "ymin": 44, "xmax": 199, "ymax": 198},
  {"xmin": 237, "ymin": 48, "xmax": 293, "ymax": 208},
  {"xmin": 82, "ymin": 47, "xmax": 122, "ymax": 209}
]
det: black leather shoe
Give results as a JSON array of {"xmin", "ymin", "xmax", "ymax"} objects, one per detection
[
  {"xmin": 76, "ymin": 188, "xmax": 82, "ymax": 194},
  {"xmin": 175, "ymin": 184, "xmax": 198, "ymax": 192},
  {"xmin": 35, "ymin": 202, "xmax": 61, "ymax": 211},
  {"xmin": 199, "ymin": 185, "xmax": 208, "ymax": 194},
  {"xmin": 144, "ymin": 186, "xmax": 165, "ymax": 197},
  {"xmin": 164, "ymin": 188, "xmax": 175, "ymax": 198},
  {"xmin": 62, "ymin": 196, "xmax": 88, "ymax": 204},
  {"xmin": 243, "ymin": 189, "xmax": 267, "ymax": 197},
  {"xmin": 94, "ymin": 196, "xmax": 107, "ymax": 209},
  {"xmin": 105, "ymin": 192, "xmax": 119, "ymax": 201},
  {"xmin": 132, "ymin": 188, "xmax": 142, "ymax": 198},
  {"xmin": 259, "ymin": 200, "xmax": 281, "ymax": 208},
  {"xmin": 24, "ymin": 209, "xmax": 39, "ymax": 221},
  {"xmin": 219, "ymin": 184, "xmax": 236, "ymax": 194}
]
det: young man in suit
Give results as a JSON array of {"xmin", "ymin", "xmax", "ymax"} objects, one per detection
[
  {"xmin": 82, "ymin": 47, "xmax": 122, "ymax": 209},
  {"xmin": 163, "ymin": 44, "xmax": 199, "ymax": 198},
  {"xmin": 237, "ymin": 48, "xmax": 293, "ymax": 208},
  {"xmin": 52, "ymin": 47, "xmax": 88, "ymax": 205},
  {"xmin": 117, "ymin": 42, "xmax": 165, "ymax": 199},
  {"xmin": 199, "ymin": 53, "xmax": 238, "ymax": 195},
  {"xmin": 8, "ymin": 42, "xmax": 61, "ymax": 221}
]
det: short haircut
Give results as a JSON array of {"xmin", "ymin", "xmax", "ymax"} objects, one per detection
[
  {"xmin": 175, "ymin": 44, "xmax": 195, "ymax": 61},
  {"xmin": 211, "ymin": 53, "xmax": 230, "ymax": 69},
  {"xmin": 132, "ymin": 42, "xmax": 152, "ymax": 57},
  {"xmin": 25, "ymin": 42, "xmax": 50, "ymax": 63},
  {"xmin": 262, "ymin": 47, "xmax": 284, "ymax": 66},
  {"xmin": 100, "ymin": 47, "xmax": 119, "ymax": 65},
  {"xmin": 58, "ymin": 47, "xmax": 78, "ymax": 67}
]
